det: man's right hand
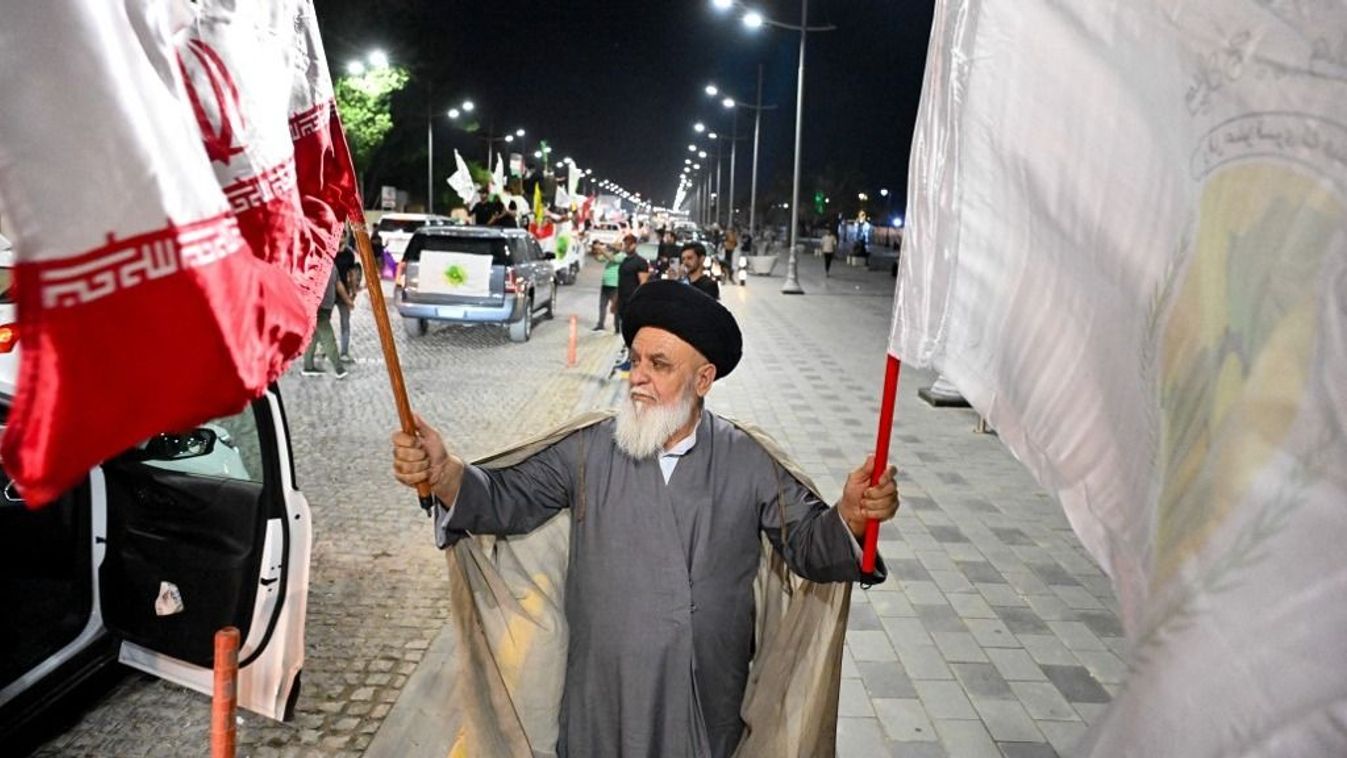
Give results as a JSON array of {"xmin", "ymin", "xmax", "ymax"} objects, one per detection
[{"xmin": 391, "ymin": 414, "xmax": 464, "ymax": 503}]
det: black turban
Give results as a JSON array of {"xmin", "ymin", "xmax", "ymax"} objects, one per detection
[{"xmin": 621, "ymin": 280, "xmax": 743, "ymax": 379}]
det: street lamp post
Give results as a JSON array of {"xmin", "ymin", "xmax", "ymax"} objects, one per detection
[
  {"xmin": 713, "ymin": 0, "xmax": 834, "ymax": 294},
  {"xmin": 708, "ymin": 68, "xmax": 775, "ymax": 237}
]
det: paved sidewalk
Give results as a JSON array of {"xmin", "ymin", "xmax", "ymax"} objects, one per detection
[{"xmin": 372, "ymin": 251, "xmax": 1123, "ymax": 757}]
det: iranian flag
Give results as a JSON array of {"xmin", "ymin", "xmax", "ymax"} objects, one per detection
[
  {"xmin": 889, "ymin": 0, "xmax": 1347, "ymax": 754},
  {"xmin": 0, "ymin": 0, "xmax": 360, "ymax": 505}
]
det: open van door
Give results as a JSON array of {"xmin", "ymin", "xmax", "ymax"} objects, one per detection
[{"xmin": 97, "ymin": 387, "xmax": 311, "ymax": 720}]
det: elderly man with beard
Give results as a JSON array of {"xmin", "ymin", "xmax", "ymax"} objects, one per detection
[{"xmin": 391, "ymin": 281, "xmax": 897, "ymax": 757}]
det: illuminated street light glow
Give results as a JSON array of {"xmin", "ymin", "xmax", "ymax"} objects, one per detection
[
  {"xmin": 698, "ymin": 151, "xmax": 707, "ymax": 158},
  {"xmin": 462, "ymin": 100, "xmax": 475, "ymax": 112},
  {"xmin": 534, "ymin": 151, "xmax": 542, "ymax": 158},
  {"xmin": 722, "ymin": 97, "xmax": 735, "ymax": 109},
  {"xmin": 368, "ymin": 50, "xmax": 389, "ymax": 68},
  {"xmin": 504, "ymin": 135, "xmax": 514, "ymax": 142},
  {"xmin": 880, "ymin": 188, "xmax": 890, "ymax": 197},
  {"xmin": 705, "ymin": 84, "xmax": 719, "ymax": 96},
  {"xmin": 708, "ymin": 132, "xmax": 718, "ymax": 140},
  {"xmin": 742, "ymin": 11, "xmax": 764, "ymax": 29},
  {"xmin": 447, "ymin": 108, "xmax": 460, "ymax": 119},
  {"xmin": 516, "ymin": 128, "xmax": 526, "ymax": 137},
  {"xmin": 688, "ymin": 144, "xmax": 697, "ymax": 152},
  {"xmin": 346, "ymin": 61, "xmax": 366, "ymax": 76},
  {"xmin": 694, "ymin": 122, "xmax": 705, "ymax": 133},
  {"xmin": 712, "ymin": 0, "xmax": 733, "ymax": 10}
]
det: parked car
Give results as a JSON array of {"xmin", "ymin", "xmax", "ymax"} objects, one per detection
[
  {"xmin": 0, "ymin": 383, "xmax": 312, "ymax": 750},
  {"xmin": 374, "ymin": 213, "xmax": 453, "ymax": 264},
  {"xmin": 395, "ymin": 226, "xmax": 556, "ymax": 343}
]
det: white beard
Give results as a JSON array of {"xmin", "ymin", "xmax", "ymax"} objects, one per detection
[{"xmin": 613, "ymin": 382, "xmax": 698, "ymax": 460}]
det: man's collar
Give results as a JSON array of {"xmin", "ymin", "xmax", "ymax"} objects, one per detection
[{"xmin": 662, "ymin": 411, "xmax": 703, "ymax": 457}]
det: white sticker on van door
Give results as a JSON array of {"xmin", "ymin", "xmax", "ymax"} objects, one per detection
[
  {"xmin": 155, "ymin": 581, "xmax": 184, "ymax": 616},
  {"xmin": 419, "ymin": 251, "xmax": 494, "ymax": 298}
]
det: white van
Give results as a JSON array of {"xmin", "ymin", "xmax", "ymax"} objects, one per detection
[{"xmin": 374, "ymin": 213, "xmax": 453, "ymax": 263}]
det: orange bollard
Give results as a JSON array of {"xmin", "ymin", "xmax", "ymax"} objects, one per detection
[
  {"xmin": 212, "ymin": 627, "xmax": 240, "ymax": 758},
  {"xmin": 567, "ymin": 315, "xmax": 578, "ymax": 367}
]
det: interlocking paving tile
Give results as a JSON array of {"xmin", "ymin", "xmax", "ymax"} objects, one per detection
[
  {"xmin": 931, "ymin": 632, "xmax": 991, "ymax": 663},
  {"xmin": 881, "ymin": 616, "xmax": 936, "ymax": 648},
  {"xmin": 857, "ymin": 660, "xmax": 919, "ymax": 699},
  {"xmin": 977, "ymin": 583, "xmax": 1031, "ymax": 608},
  {"xmin": 916, "ymin": 603, "xmax": 970, "ymax": 634},
  {"xmin": 1075, "ymin": 611, "xmax": 1125, "ymax": 638},
  {"xmin": 915, "ymin": 679, "xmax": 979, "ymax": 720},
  {"xmin": 836, "ymin": 717, "xmax": 890, "ymax": 757},
  {"xmin": 1017, "ymin": 634, "xmax": 1080, "ymax": 667},
  {"xmin": 949, "ymin": 592, "xmax": 1000, "ymax": 619},
  {"xmin": 898, "ymin": 645, "xmax": 956, "ymax": 681},
  {"xmin": 1025, "ymin": 594, "xmax": 1078, "ymax": 622},
  {"xmin": 992, "ymin": 607, "xmax": 1053, "ymax": 635},
  {"xmin": 873, "ymin": 698, "xmax": 939, "ymax": 742},
  {"xmin": 1037, "ymin": 720, "xmax": 1089, "ymax": 756},
  {"xmin": 1046, "ymin": 621, "xmax": 1107, "ymax": 652},
  {"xmin": 848, "ymin": 603, "xmax": 886, "ymax": 631},
  {"xmin": 990, "ymin": 527, "xmax": 1036, "ymax": 546},
  {"xmin": 965, "ymin": 618, "xmax": 1021, "ymax": 649},
  {"xmin": 1027, "ymin": 562, "xmax": 1081, "ymax": 587},
  {"xmin": 1051, "ymin": 585, "xmax": 1106, "ymax": 610},
  {"xmin": 970, "ymin": 699, "xmax": 1044, "ymax": 742},
  {"xmin": 956, "ymin": 560, "xmax": 1007, "ymax": 584},
  {"xmin": 951, "ymin": 662, "xmax": 1015, "ymax": 700},
  {"xmin": 869, "ymin": 590, "xmax": 918, "ymax": 618},
  {"xmin": 932, "ymin": 719, "xmax": 1001, "ymax": 758},
  {"xmin": 850, "ymin": 630, "xmax": 901, "ymax": 661},
  {"xmin": 1008, "ymin": 681, "xmax": 1079, "ymax": 721},
  {"xmin": 1073, "ymin": 650, "xmax": 1129, "ymax": 685},
  {"xmin": 929, "ymin": 525, "xmax": 972, "ymax": 543},
  {"xmin": 985, "ymin": 648, "xmax": 1048, "ymax": 682},
  {"xmin": 892, "ymin": 559, "xmax": 936, "ymax": 581},
  {"xmin": 930, "ymin": 570, "xmax": 977, "ymax": 594},
  {"xmin": 937, "ymin": 471, "xmax": 969, "ymax": 485},
  {"xmin": 998, "ymin": 741, "xmax": 1061, "ymax": 758},
  {"xmin": 1040, "ymin": 665, "xmax": 1112, "ymax": 704}
]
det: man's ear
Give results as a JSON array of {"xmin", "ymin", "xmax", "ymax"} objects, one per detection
[{"xmin": 695, "ymin": 362, "xmax": 717, "ymax": 397}]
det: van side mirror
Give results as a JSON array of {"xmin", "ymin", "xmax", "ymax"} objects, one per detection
[{"xmin": 542, "ymin": 251, "xmax": 556, "ymax": 260}]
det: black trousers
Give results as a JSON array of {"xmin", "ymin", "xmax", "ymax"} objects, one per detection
[{"xmin": 597, "ymin": 285, "xmax": 618, "ymax": 331}]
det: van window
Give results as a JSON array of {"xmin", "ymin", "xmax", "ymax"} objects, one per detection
[
  {"xmin": 404, "ymin": 235, "xmax": 510, "ymax": 266},
  {"xmin": 377, "ymin": 217, "xmax": 427, "ymax": 234},
  {"xmin": 510, "ymin": 238, "xmax": 534, "ymax": 264}
]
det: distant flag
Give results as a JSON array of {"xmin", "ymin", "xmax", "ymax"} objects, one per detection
[
  {"xmin": 532, "ymin": 183, "xmax": 545, "ymax": 225},
  {"xmin": 492, "ymin": 153, "xmax": 507, "ymax": 198},
  {"xmin": 890, "ymin": 1, "xmax": 1347, "ymax": 755},
  {"xmin": 448, "ymin": 149, "xmax": 478, "ymax": 207}
]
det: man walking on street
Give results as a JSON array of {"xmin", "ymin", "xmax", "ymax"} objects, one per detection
[
  {"xmin": 301, "ymin": 265, "xmax": 347, "ymax": 379},
  {"xmin": 390, "ymin": 280, "xmax": 896, "ymax": 757},
  {"xmin": 820, "ymin": 228, "xmax": 838, "ymax": 277},
  {"xmin": 593, "ymin": 241, "xmax": 622, "ymax": 332},
  {"xmin": 680, "ymin": 242, "xmax": 720, "ymax": 300},
  {"xmin": 613, "ymin": 234, "xmax": 650, "ymax": 371}
]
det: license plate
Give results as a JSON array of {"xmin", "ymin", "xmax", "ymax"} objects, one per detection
[{"xmin": 437, "ymin": 307, "xmax": 466, "ymax": 319}]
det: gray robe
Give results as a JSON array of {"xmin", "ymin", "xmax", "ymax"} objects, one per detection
[{"xmin": 441, "ymin": 408, "xmax": 885, "ymax": 758}]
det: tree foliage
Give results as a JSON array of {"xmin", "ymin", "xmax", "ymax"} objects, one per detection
[{"xmin": 334, "ymin": 65, "xmax": 410, "ymax": 178}]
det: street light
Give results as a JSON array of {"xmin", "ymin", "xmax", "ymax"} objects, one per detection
[
  {"xmin": 694, "ymin": 122, "xmax": 706, "ymax": 133},
  {"xmin": 346, "ymin": 61, "xmax": 365, "ymax": 76},
  {"xmin": 722, "ymin": 97, "xmax": 735, "ymax": 109},
  {"xmin": 462, "ymin": 100, "xmax": 475, "ymax": 112},
  {"xmin": 368, "ymin": 49, "xmax": 389, "ymax": 69},
  {"xmin": 516, "ymin": 128, "xmax": 525, "ymax": 137},
  {"xmin": 705, "ymin": 84, "xmax": 719, "ymax": 96},
  {"xmin": 711, "ymin": 0, "xmax": 836, "ymax": 295}
]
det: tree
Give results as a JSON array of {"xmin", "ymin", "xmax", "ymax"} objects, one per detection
[{"xmin": 334, "ymin": 65, "xmax": 410, "ymax": 200}]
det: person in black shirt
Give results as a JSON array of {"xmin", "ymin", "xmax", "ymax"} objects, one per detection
[
  {"xmin": 680, "ymin": 242, "xmax": 720, "ymax": 301},
  {"xmin": 471, "ymin": 185, "xmax": 506, "ymax": 226},
  {"xmin": 615, "ymin": 234, "xmax": 650, "ymax": 332}
]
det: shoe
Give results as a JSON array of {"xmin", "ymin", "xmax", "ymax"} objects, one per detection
[
  {"xmin": 591, "ymin": 325, "xmax": 604, "ymax": 332},
  {"xmin": 339, "ymin": 353, "xmax": 352, "ymax": 364},
  {"xmin": 301, "ymin": 366, "xmax": 323, "ymax": 377},
  {"xmin": 335, "ymin": 368, "xmax": 350, "ymax": 380}
]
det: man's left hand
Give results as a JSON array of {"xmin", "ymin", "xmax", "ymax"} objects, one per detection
[{"xmin": 839, "ymin": 455, "xmax": 899, "ymax": 538}]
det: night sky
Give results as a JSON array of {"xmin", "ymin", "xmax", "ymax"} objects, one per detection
[{"xmin": 315, "ymin": 0, "xmax": 935, "ymax": 217}]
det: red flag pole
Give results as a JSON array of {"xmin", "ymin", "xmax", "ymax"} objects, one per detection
[
  {"xmin": 351, "ymin": 225, "xmax": 436, "ymax": 513},
  {"xmin": 862, "ymin": 354, "xmax": 902, "ymax": 573},
  {"xmin": 211, "ymin": 627, "xmax": 240, "ymax": 758}
]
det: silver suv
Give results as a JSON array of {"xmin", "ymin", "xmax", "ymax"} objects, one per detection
[{"xmin": 395, "ymin": 226, "xmax": 557, "ymax": 343}]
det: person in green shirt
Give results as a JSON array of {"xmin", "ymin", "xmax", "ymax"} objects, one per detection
[{"xmin": 593, "ymin": 241, "xmax": 626, "ymax": 333}]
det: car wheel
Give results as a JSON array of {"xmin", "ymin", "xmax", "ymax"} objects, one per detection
[
  {"xmin": 544, "ymin": 281, "xmax": 557, "ymax": 320},
  {"xmin": 404, "ymin": 317, "xmax": 428, "ymax": 338},
  {"xmin": 508, "ymin": 300, "xmax": 532, "ymax": 343}
]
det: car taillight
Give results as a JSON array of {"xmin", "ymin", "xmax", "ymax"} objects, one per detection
[
  {"xmin": 0, "ymin": 324, "xmax": 17, "ymax": 353},
  {"xmin": 504, "ymin": 268, "xmax": 518, "ymax": 293}
]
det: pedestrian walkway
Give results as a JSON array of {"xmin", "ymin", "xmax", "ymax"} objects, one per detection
[{"xmin": 371, "ymin": 249, "xmax": 1123, "ymax": 758}]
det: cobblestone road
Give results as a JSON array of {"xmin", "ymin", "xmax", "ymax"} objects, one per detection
[{"xmin": 32, "ymin": 262, "xmax": 623, "ymax": 757}]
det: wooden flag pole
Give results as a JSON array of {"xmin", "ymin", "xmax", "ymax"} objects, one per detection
[
  {"xmin": 351, "ymin": 224, "xmax": 436, "ymax": 513},
  {"xmin": 862, "ymin": 355, "xmax": 902, "ymax": 573}
]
